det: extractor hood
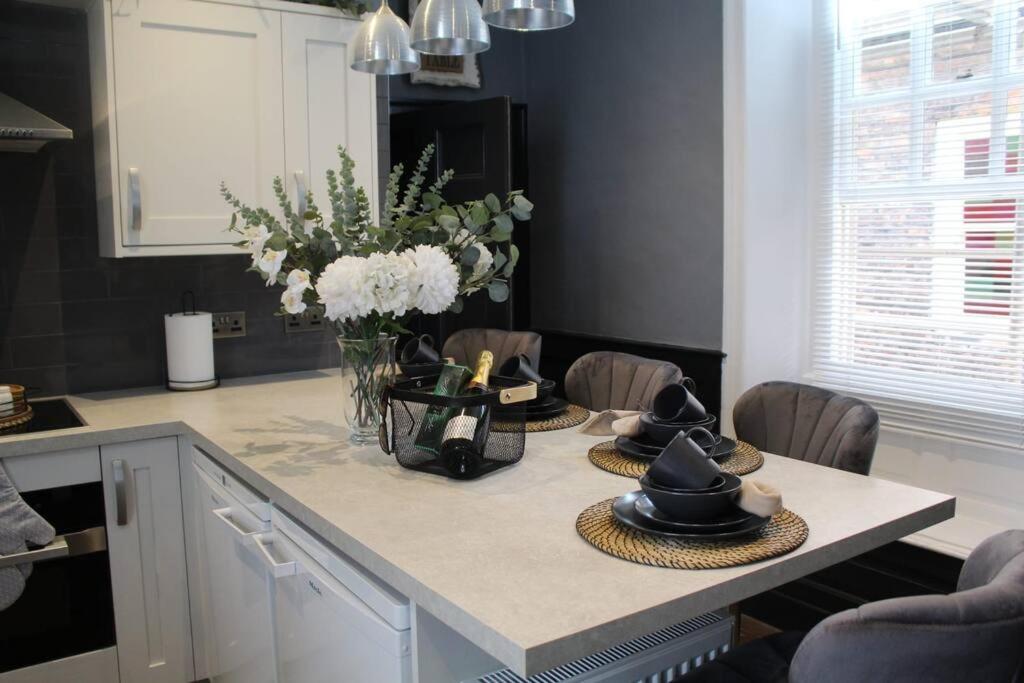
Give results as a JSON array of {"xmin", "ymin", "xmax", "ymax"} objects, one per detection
[{"xmin": 0, "ymin": 92, "xmax": 73, "ymax": 152}]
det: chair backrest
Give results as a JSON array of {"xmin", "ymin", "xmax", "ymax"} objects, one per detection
[
  {"xmin": 564, "ymin": 351, "xmax": 683, "ymax": 412},
  {"xmin": 732, "ymin": 381, "xmax": 879, "ymax": 475},
  {"xmin": 789, "ymin": 530, "xmax": 1024, "ymax": 683},
  {"xmin": 441, "ymin": 328, "xmax": 542, "ymax": 372}
]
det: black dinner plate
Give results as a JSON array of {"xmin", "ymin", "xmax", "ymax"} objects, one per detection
[
  {"xmin": 612, "ymin": 491, "xmax": 770, "ymax": 540},
  {"xmin": 633, "ymin": 494, "xmax": 753, "ymax": 532},
  {"xmin": 616, "ymin": 432, "xmax": 732, "ymax": 462},
  {"xmin": 494, "ymin": 396, "xmax": 569, "ymax": 420},
  {"xmin": 707, "ymin": 436, "xmax": 738, "ymax": 460}
]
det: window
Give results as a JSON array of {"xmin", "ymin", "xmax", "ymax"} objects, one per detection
[{"xmin": 814, "ymin": 0, "xmax": 1024, "ymax": 446}]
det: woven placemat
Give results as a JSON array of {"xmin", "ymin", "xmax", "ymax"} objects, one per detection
[
  {"xmin": 576, "ymin": 499, "xmax": 808, "ymax": 569},
  {"xmin": 587, "ymin": 439, "xmax": 764, "ymax": 478},
  {"xmin": 493, "ymin": 404, "xmax": 590, "ymax": 433}
]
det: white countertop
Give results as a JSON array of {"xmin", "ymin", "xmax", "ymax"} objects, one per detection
[{"xmin": 0, "ymin": 371, "xmax": 956, "ymax": 676}]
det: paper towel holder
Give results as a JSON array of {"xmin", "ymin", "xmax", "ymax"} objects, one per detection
[{"xmin": 165, "ymin": 290, "xmax": 220, "ymax": 392}]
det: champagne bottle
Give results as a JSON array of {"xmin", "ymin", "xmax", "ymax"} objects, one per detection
[
  {"xmin": 440, "ymin": 351, "xmax": 494, "ymax": 477},
  {"xmin": 414, "ymin": 361, "xmax": 473, "ymax": 454}
]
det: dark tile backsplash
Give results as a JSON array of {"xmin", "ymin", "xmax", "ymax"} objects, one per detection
[{"xmin": 0, "ymin": 3, "xmax": 387, "ymax": 396}]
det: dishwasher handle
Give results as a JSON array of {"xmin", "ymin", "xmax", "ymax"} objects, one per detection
[
  {"xmin": 0, "ymin": 526, "xmax": 108, "ymax": 570},
  {"xmin": 254, "ymin": 533, "xmax": 299, "ymax": 578}
]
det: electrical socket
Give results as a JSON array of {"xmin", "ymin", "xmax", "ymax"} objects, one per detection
[
  {"xmin": 284, "ymin": 310, "xmax": 326, "ymax": 334},
  {"xmin": 211, "ymin": 311, "xmax": 246, "ymax": 339}
]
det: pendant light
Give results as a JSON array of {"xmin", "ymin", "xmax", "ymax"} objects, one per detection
[
  {"xmin": 350, "ymin": 1, "xmax": 420, "ymax": 75},
  {"xmin": 482, "ymin": 0, "xmax": 575, "ymax": 31},
  {"xmin": 411, "ymin": 0, "xmax": 491, "ymax": 56}
]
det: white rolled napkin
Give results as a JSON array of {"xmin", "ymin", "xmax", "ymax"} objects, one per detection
[
  {"xmin": 737, "ymin": 480, "xmax": 783, "ymax": 518},
  {"xmin": 579, "ymin": 410, "xmax": 643, "ymax": 436},
  {"xmin": 0, "ymin": 388, "xmax": 12, "ymax": 404}
]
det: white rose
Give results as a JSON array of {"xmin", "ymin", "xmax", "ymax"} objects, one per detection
[
  {"xmin": 257, "ymin": 248, "xmax": 287, "ymax": 286},
  {"xmin": 281, "ymin": 288, "xmax": 307, "ymax": 315},
  {"xmin": 464, "ymin": 243, "xmax": 494, "ymax": 293},
  {"xmin": 407, "ymin": 245, "xmax": 459, "ymax": 315},
  {"xmin": 286, "ymin": 269, "xmax": 312, "ymax": 292}
]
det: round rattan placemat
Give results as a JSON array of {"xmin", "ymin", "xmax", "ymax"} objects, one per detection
[
  {"xmin": 0, "ymin": 405, "xmax": 33, "ymax": 431},
  {"xmin": 576, "ymin": 499, "xmax": 808, "ymax": 569},
  {"xmin": 493, "ymin": 403, "xmax": 590, "ymax": 433},
  {"xmin": 587, "ymin": 439, "xmax": 764, "ymax": 478}
]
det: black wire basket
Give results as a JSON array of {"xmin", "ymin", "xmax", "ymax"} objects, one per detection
[{"xmin": 379, "ymin": 374, "xmax": 537, "ymax": 480}]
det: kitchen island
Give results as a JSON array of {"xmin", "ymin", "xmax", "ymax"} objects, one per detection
[{"xmin": 0, "ymin": 370, "xmax": 956, "ymax": 679}]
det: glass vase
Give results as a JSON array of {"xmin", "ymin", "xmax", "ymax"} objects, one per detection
[{"xmin": 336, "ymin": 335, "xmax": 397, "ymax": 445}]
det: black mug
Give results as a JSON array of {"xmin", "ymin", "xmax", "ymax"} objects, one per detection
[
  {"xmin": 401, "ymin": 334, "xmax": 440, "ymax": 364},
  {"xmin": 651, "ymin": 378, "xmax": 706, "ymax": 423},
  {"xmin": 647, "ymin": 427, "xmax": 722, "ymax": 491},
  {"xmin": 498, "ymin": 354, "xmax": 543, "ymax": 383}
]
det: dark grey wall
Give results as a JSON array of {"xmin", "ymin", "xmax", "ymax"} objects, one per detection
[
  {"xmin": 525, "ymin": 0, "xmax": 724, "ymax": 350},
  {"xmin": 0, "ymin": 4, "xmax": 340, "ymax": 396}
]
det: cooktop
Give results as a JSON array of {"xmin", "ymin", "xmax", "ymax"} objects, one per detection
[{"xmin": 0, "ymin": 398, "xmax": 85, "ymax": 436}]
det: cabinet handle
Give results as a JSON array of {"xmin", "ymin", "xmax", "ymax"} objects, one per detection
[
  {"xmin": 254, "ymin": 533, "xmax": 298, "ymax": 578},
  {"xmin": 0, "ymin": 526, "xmax": 107, "ymax": 569},
  {"xmin": 294, "ymin": 170, "xmax": 307, "ymax": 221},
  {"xmin": 211, "ymin": 507, "xmax": 258, "ymax": 542},
  {"xmin": 128, "ymin": 167, "xmax": 141, "ymax": 231},
  {"xmin": 112, "ymin": 459, "xmax": 128, "ymax": 526}
]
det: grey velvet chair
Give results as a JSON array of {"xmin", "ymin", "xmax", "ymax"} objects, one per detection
[
  {"xmin": 732, "ymin": 382, "xmax": 879, "ymax": 476},
  {"xmin": 564, "ymin": 351, "xmax": 683, "ymax": 412},
  {"xmin": 441, "ymin": 328, "xmax": 542, "ymax": 372},
  {"xmin": 675, "ymin": 529, "xmax": 1024, "ymax": 683}
]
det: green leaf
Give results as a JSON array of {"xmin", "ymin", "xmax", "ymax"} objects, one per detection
[
  {"xmin": 513, "ymin": 195, "xmax": 534, "ymax": 212},
  {"xmin": 267, "ymin": 233, "xmax": 288, "ymax": 251},
  {"xmin": 422, "ymin": 192, "xmax": 442, "ymax": 210},
  {"xmin": 493, "ymin": 250, "xmax": 508, "ymax": 271},
  {"xmin": 509, "ymin": 243, "xmax": 520, "ymax": 267},
  {"xmin": 487, "ymin": 280, "xmax": 509, "ymax": 303},
  {"xmin": 461, "ymin": 245, "xmax": 480, "ymax": 266},
  {"xmin": 437, "ymin": 214, "xmax": 460, "ymax": 232},
  {"xmin": 489, "ymin": 226, "xmax": 512, "ymax": 242},
  {"xmin": 484, "ymin": 193, "xmax": 501, "ymax": 213},
  {"xmin": 449, "ymin": 296, "xmax": 464, "ymax": 314},
  {"xmin": 303, "ymin": 210, "xmax": 318, "ymax": 221},
  {"xmin": 493, "ymin": 213, "xmax": 513, "ymax": 233},
  {"xmin": 470, "ymin": 203, "xmax": 489, "ymax": 226}
]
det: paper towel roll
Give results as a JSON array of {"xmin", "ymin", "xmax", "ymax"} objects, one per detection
[{"xmin": 164, "ymin": 312, "xmax": 217, "ymax": 391}]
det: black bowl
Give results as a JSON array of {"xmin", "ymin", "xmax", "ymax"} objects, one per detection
[
  {"xmin": 530, "ymin": 378, "xmax": 556, "ymax": 404},
  {"xmin": 639, "ymin": 412, "xmax": 718, "ymax": 446},
  {"xmin": 639, "ymin": 472, "xmax": 741, "ymax": 522}
]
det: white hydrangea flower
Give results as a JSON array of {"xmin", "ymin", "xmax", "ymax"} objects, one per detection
[
  {"xmin": 315, "ymin": 256, "xmax": 374, "ymax": 322},
  {"xmin": 364, "ymin": 252, "xmax": 415, "ymax": 317},
  {"xmin": 407, "ymin": 245, "xmax": 459, "ymax": 314},
  {"xmin": 286, "ymin": 268, "xmax": 312, "ymax": 292},
  {"xmin": 242, "ymin": 224, "xmax": 270, "ymax": 265},
  {"xmin": 281, "ymin": 288, "xmax": 307, "ymax": 315},
  {"xmin": 257, "ymin": 249, "xmax": 287, "ymax": 286}
]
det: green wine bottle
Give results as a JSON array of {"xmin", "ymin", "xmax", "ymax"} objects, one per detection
[{"xmin": 414, "ymin": 362, "xmax": 473, "ymax": 454}]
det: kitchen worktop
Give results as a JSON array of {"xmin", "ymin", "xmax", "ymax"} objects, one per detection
[{"xmin": 0, "ymin": 371, "xmax": 956, "ymax": 677}]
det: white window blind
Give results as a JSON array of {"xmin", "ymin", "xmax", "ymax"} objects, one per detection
[{"xmin": 814, "ymin": 0, "xmax": 1024, "ymax": 447}]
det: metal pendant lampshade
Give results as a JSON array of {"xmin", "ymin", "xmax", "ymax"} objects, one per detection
[
  {"xmin": 411, "ymin": 0, "xmax": 491, "ymax": 56},
  {"xmin": 482, "ymin": 0, "xmax": 575, "ymax": 31},
  {"xmin": 350, "ymin": 1, "xmax": 420, "ymax": 75}
]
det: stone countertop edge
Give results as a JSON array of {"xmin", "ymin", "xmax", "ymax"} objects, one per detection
[{"xmin": 0, "ymin": 398, "xmax": 958, "ymax": 678}]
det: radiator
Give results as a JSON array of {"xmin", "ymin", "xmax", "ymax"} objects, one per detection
[{"xmin": 469, "ymin": 610, "xmax": 733, "ymax": 683}]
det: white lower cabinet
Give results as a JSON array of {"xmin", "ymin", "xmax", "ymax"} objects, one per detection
[
  {"xmin": 101, "ymin": 438, "xmax": 193, "ymax": 683},
  {"xmin": 262, "ymin": 512, "xmax": 412, "ymax": 683},
  {"xmin": 192, "ymin": 453, "xmax": 275, "ymax": 683}
]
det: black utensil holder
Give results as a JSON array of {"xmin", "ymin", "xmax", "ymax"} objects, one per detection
[{"xmin": 379, "ymin": 374, "xmax": 536, "ymax": 480}]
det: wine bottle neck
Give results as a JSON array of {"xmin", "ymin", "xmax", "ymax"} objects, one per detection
[{"xmin": 469, "ymin": 351, "xmax": 494, "ymax": 388}]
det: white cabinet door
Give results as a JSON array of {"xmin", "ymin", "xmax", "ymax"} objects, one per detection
[
  {"xmin": 102, "ymin": 438, "xmax": 192, "ymax": 683},
  {"xmin": 110, "ymin": 1, "xmax": 285, "ymax": 248},
  {"xmin": 282, "ymin": 12, "xmax": 378, "ymax": 222}
]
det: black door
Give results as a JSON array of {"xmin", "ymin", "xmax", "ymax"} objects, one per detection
[{"xmin": 390, "ymin": 97, "xmax": 530, "ymax": 349}]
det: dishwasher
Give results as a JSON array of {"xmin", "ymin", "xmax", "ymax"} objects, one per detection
[
  {"xmin": 192, "ymin": 450, "xmax": 276, "ymax": 683},
  {"xmin": 256, "ymin": 507, "xmax": 412, "ymax": 682}
]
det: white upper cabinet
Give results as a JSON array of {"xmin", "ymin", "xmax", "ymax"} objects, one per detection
[
  {"xmin": 88, "ymin": 0, "xmax": 377, "ymax": 257},
  {"xmin": 283, "ymin": 12, "xmax": 379, "ymax": 223}
]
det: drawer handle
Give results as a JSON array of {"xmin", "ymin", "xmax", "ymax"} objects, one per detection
[
  {"xmin": 254, "ymin": 533, "xmax": 298, "ymax": 578},
  {"xmin": 294, "ymin": 170, "xmax": 307, "ymax": 220},
  {"xmin": 112, "ymin": 459, "xmax": 128, "ymax": 526},
  {"xmin": 0, "ymin": 526, "xmax": 107, "ymax": 569},
  {"xmin": 211, "ymin": 507, "xmax": 258, "ymax": 542},
  {"xmin": 129, "ymin": 167, "xmax": 141, "ymax": 231}
]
